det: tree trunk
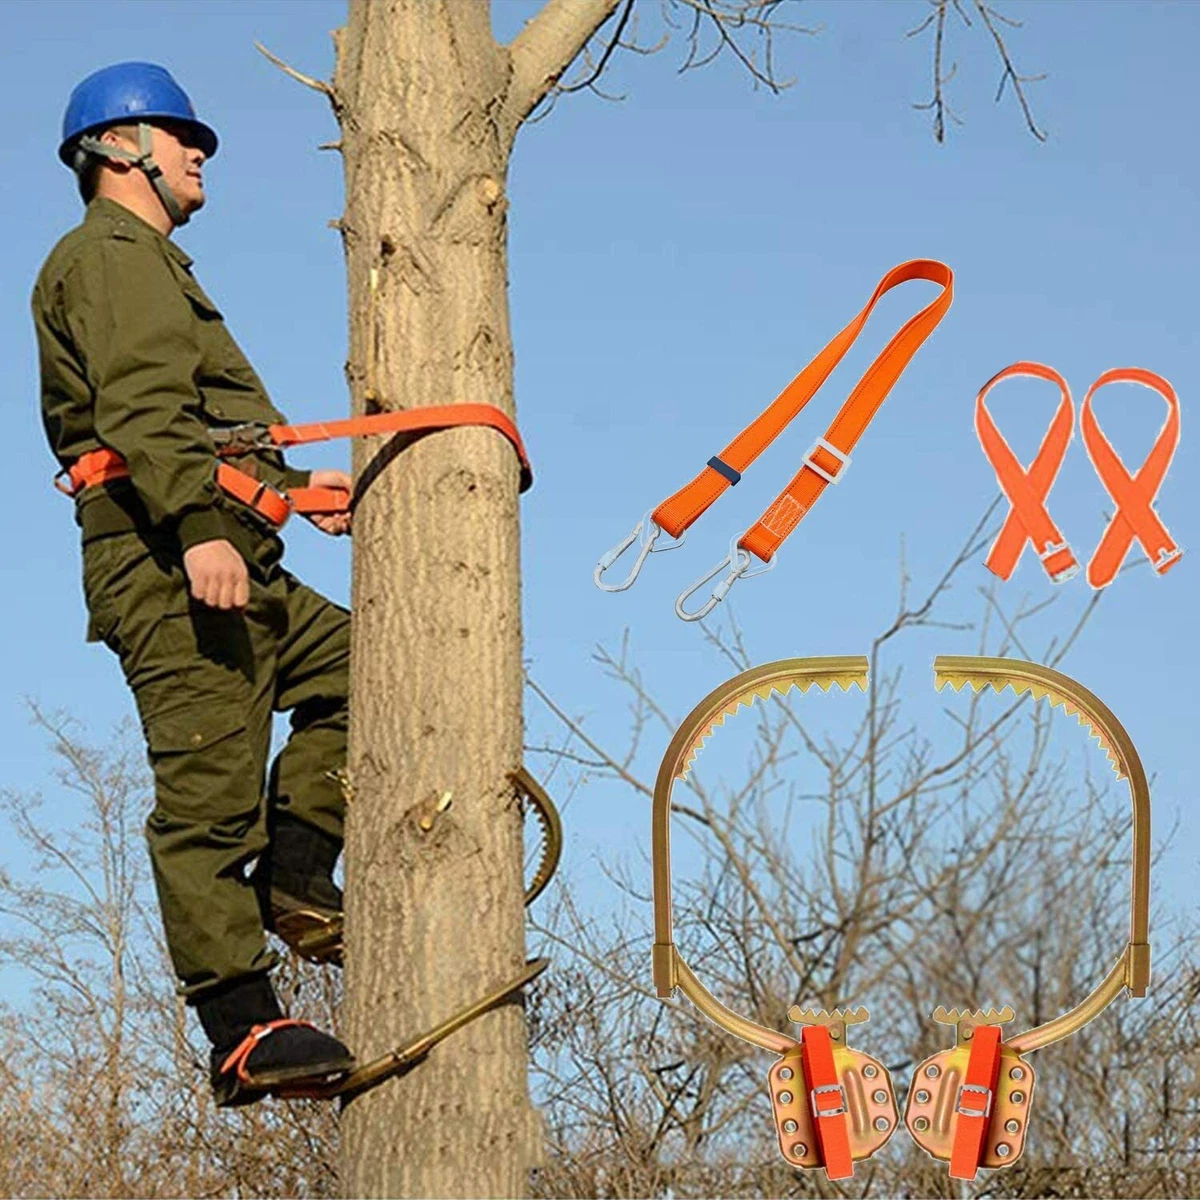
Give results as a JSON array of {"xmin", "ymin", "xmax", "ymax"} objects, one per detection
[
  {"xmin": 331, "ymin": 1, "xmax": 618, "ymax": 1193},
  {"xmin": 334, "ymin": 4, "xmax": 530, "ymax": 1197}
]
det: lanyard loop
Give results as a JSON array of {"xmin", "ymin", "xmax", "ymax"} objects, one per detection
[
  {"xmin": 975, "ymin": 361, "xmax": 1078, "ymax": 583},
  {"xmin": 1081, "ymin": 367, "xmax": 1182, "ymax": 588}
]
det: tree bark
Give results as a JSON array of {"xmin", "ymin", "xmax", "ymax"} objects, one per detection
[{"xmin": 332, "ymin": 2, "xmax": 617, "ymax": 1194}]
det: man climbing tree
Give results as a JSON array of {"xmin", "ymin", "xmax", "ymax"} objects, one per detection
[{"xmin": 32, "ymin": 62, "xmax": 359, "ymax": 1106}]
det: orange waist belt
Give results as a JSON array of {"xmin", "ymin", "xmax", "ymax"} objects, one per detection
[
  {"xmin": 594, "ymin": 259, "xmax": 954, "ymax": 621},
  {"xmin": 54, "ymin": 403, "xmax": 533, "ymax": 530}
]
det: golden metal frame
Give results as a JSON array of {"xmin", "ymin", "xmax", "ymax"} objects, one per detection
[{"xmin": 651, "ymin": 654, "xmax": 1151, "ymax": 1058}]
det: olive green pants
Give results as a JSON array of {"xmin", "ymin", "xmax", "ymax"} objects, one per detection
[{"xmin": 82, "ymin": 528, "xmax": 348, "ymax": 998}]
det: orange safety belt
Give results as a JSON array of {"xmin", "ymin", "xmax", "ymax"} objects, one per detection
[
  {"xmin": 1080, "ymin": 368, "xmax": 1182, "ymax": 589},
  {"xmin": 594, "ymin": 260, "xmax": 954, "ymax": 620},
  {"xmin": 975, "ymin": 361, "xmax": 1078, "ymax": 583},
  {"xmin": 948, "ymin": 1023, "xmax": 1003, "ymax": 1181},
  {"xmin": 799, "ymin": 1024, "xmax": 854, "ymax": 1181},
  {"xmin": 54, "ymin": 402, "xmax": 532, "ymax": 528}
]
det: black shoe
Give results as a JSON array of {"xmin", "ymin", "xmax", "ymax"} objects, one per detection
[
  {"xmin": 210, "ymin": 1020, "xmax": 355, "ymax": 1107},
  {"xmin": 252, "ymin": 816, "xmax": 345, "ymax": 965},
  {"xmin": 196, "ymin": 972, "xmax": 354, "ymax": 1107}
]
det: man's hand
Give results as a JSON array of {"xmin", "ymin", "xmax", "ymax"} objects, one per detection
[
  {"xmin": 307, "ymin": 469, "xmax": 353, "ymax": 537},
  {"xmin": 183, "ymin": 539, "xmax": 250, "ymax": 610}
]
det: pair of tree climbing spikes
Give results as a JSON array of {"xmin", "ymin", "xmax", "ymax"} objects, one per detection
[
  {"xmin": 594, "ymin": 259, "xmax": 954, "ymax": 621},
  {"xmin": 216, "ymin": 769, "xmax": 561, "ymax": 1106},
  {"xmin": 652, "ymin": 656, "xmax": 1150, "ymax": 1181},
  {"xmin": 976, "ymin": 362, "xmax": 1182, "ymax": 588}
]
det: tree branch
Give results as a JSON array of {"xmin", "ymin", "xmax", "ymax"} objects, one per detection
[
  {"xmin": 254, "ymin": 41, "xmax": 336, "ymax": 100},
  {"xmin": 506, "ymin": 0, "xmax": 624, "ymax": 126}
]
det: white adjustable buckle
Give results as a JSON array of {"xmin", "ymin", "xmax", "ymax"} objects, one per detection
[
  {"xmin": 955, "ymin": 1083, "xmax": 993, "ymax": 1119},
  {"xmin": 802, "ymin": 438, "xmax": 851, "ymax": 485},
  {"xmin": 1154, "ymin": 545, "xmax": 1183, "ymax": 573},
  {"xmin": 1038, "ymin": 540, "xmax": 1079, "ymax": 583},
  {"xmin": 810, "ymin": 1082, "xmax": 847, "ymax": 1119}
]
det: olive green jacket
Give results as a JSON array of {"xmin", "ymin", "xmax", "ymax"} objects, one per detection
[{"xmin": 32, "ymin": 197, "xmax": 308, "ymax": 549}]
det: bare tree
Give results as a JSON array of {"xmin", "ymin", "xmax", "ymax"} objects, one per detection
[
  {"xmin": 524, "ymin": 519, "xmax": 1198, "ymax": 1198},
  {"xmin": 0, "ymin": 711, "xmax": 342, "ymax": 1199},
  {"xmin": 249, "ymin": 2, "xmax": 1048, "ymax": 1194}
]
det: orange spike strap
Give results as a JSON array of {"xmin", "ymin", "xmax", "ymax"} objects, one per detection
[
  {"xmin": 1081, "ymin": 368, "xmax": 1182, "ymax": 588},
  {"xmin": 218, "ymin": 1018, "xmax": 319, "ymax": 1084},
  {"xmin": 596, "ymin": 260, "xmax": 954, "ymax": 619},
  {"xmin": 947, "ymin": 1024, "xmax": 1004, "ymax": 1181},
  {"xmin": 799, "ymin": 1025, "xmax": 855, "ymax": 1181},
  {"xmin": 975, "ymin": 361, "xmax": 1078, "ymax": 583}
]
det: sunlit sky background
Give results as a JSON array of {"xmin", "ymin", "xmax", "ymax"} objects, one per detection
[{"xmin": 0, "ymin": 1, "xmax": 1194, "ymax": 1004}]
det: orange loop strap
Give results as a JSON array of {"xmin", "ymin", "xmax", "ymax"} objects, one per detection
[
  {"xmin": 1081, "ymin": 368, "xmax": 1182, "ymax": 589},
  {"xmin": 799, "ymin": 1024, "xmax": 854, "ymax": 1181},
  {"xmin": 975, "ymin": 361, "xmax": 1078, "ymax": 583},
  {"xmin": 652, "ymin": 259, "xmax": 954, "ymax": 563},
  {"xmin": 218, "ymin": 1018, "xmax": 319, "ymax": 1085},
  {"xmin": 948, "ymin": 1024, "xmax": 1003, "ymax": 1181}
]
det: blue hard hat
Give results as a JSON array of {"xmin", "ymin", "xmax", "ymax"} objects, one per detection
[{"xmin": 59, "ymin": 61, "xmax": 218, "ymax": 165}]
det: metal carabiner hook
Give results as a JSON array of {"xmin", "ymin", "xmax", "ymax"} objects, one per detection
[
  {"xmin": 674, "ymin": 535, "xmax": 776, "ymax": 622},
  {"xmin": 594, "ymin": 509, "xmax": 685, "ymax": 593}
]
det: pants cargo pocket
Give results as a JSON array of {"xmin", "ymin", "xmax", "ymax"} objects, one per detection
[
  {"xmin": 141, "ymin": 704, "xmax": 278, "ymax": 995},
  {"xmin": 144, "ymin": 704, "xmax": 263, "ymax": 843}
]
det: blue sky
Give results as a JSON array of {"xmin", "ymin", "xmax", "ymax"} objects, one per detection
[{"xmin": 0, "ymin": 0, "xmax": 1194, "ymax": 970}]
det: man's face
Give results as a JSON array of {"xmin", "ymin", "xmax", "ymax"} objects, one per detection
[
  {"xmin": 150, "ymin": 121, "xmax": 207, "ymax": 217},
  {"xmin": 106, "ymin": 120, "xmax": 207, "ymax": 218}
]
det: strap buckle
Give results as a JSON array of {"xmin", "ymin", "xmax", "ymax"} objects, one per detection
[
  {"xmin": 955, "ymin": 1083, "xmax": 993, "ymax": 1119},
  {"xmin": 811, "ymin": 1082, "xmax": 848, "ymax": 1119},
  {"xmin": 802, "ymin": 438, "xmax": 851, "ymax": 485},
  {"xmin": 594, "ymin": 509, "xmax": 685, "ymax": 593},
  {"xmin": 210, "ymin": 421, "xmax": 277, "ymax": 455},
  {"xmin": 1037, "ymin": 540, "xmax": 1079, "ymax": 583},
  {"xmin": 1154, "ymin": 545, "xmax": 1183, "ymax": 574},
  {"xmin": 675, "ymin": 536, "xmax": 776, "ymax": 622}
]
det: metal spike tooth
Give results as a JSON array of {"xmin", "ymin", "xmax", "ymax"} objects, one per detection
[
  {"xmin": 933, "ymin": 1004, "xmax": 1015, "ymax": 1026},
  {"xmin": 935, "ymin": 668, "xmax": 1127, "ymax": 780},
  {"xmin": 789, "ymin": 1005, "xmax": 870, "ymax": 1025},
  {"xmin": 677, "ymin": 669, "xmax": 866, "ymax": 780}
]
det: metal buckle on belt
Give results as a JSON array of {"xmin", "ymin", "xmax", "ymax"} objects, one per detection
[
  {"xmin": 955, "ymin": 1083, "xmax": 993, "ymax": 1119},
  {"xmin": 810, "ymin": 1082, "xmax": 848, "ymax": 1119},
  {"xmin": 1154, "ymin": 546, "xmax": 1183, "ymax": 573},
  {"xmin": 1037, "ymin": 540, "xmax": 1079, "ymax": 583},
  {"xmin": 210, "ymin": 421, "xmax": 276, "ymax": 455},
  {"xmin": 802, "ymin": 438, "xmax": 851, "ymax": 485}
]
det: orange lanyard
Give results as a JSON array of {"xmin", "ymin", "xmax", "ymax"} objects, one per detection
[
  {"xmin": 1081, "ymin": 368, "xmax": 1182, "ymax": 588},
  {"xmin": 595, "ymin": 260, "xmax": 954, "ymax": 620},
  {"xmin": 975, "ymin": 361, "xmax": 1079, "ymax": 583}
]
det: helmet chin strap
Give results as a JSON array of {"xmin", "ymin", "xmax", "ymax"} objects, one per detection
[{"xmin": 74, "ymin": 121, "xmax": 188, "ymax": 227}]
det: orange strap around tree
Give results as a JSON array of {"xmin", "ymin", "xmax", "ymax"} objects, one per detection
[
  {"xmin": 55, "ymin": 402, "xmax": 532, "ymax": 528},
  {"xmin": 948, "ymin": 1024, "xmax": 1003, "ymax": 1181},
  {"xmin": 259, "ymin": 403, "xmax": 533, "ymax": 496},
  {"xmin": 651, "ymin": 259, "xmax": 954, "ymax": 563},
  {"xmin": 799, "ymin": 1024, "xmax": 854, "ymax": 1181},
  {"xmin": 1081, "ymin": 368, "xmax": 1181, "ymax": 589},
  {"xmin": 975, "ymin": 361, "xmax": 1078, "ymax": 583}
]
